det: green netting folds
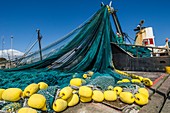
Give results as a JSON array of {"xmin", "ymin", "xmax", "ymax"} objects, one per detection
[{"xmin": 0, "ymin": 6, "xmax": 129, "ymax": 89}]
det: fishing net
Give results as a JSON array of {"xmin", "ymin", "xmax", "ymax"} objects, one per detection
[
  {"xmin": 0, "ymin": 6, "xmax": 131, "ymax": 90},
  {"xmin": 0, "ymin": 5, "xmax": 152, "ymax": 113},
  {"xmin": 118, "ymin": 44, "xmax": 151, "ymax": 57}
]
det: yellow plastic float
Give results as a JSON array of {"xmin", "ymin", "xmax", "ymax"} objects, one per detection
[
  {"xmin": 131, "ymin": 79, "xmax": 141, "ymax": 83},
  {"xmin": 70, "ymin": 78, "xmax": 83, "ymax": 87},
  {"xmin": 136, "ymin": 76, "xmax": 143, "ymax": 81},
  {"xmin": 122, "ymin": 79, "xmax": 130, "ymax": 83},
  {"xmin": 113, "ymin": 86, "xmax": 123, "ymax": 95},
  {"xmin": 80, "ymin": 96, "xmax": 92, "ymax": 103},
  {"xmin": 92, "ymin": 90, "xmax": 104, "ymax": 102},
  {"xmin": 23, "ymin": 83, "xmax": 39, "ymax": 97},
  {"xmin": 104, "ymin": 90, "xmax": 117, "ymax": 101},
  {"xmin": 165, "ymin": 66, "xmax": 170, "ymax": 74},
  {"xmin": 107, "ymin": 85, "xmax": 114, "ymax": 90},
  {"xmin": 67, "ymin": 93, "xmax": 79, "ymax": 106},
  {"xmin": 115, "ymin": 69, "xmax": 129, "ymax": 77},
  {"xmin": 0, "ymin": 89, "xmax": 5, "ymax": 100},
  {"xmin": 28, "ymin": 94, "xmax": 46, "ymax": 110},
  {"xmin": 83, "ymin": 74, "xmax": 88, "ymax": 79},
  {"xmin": 59, "ymin": 86, "xmax": 73, "ymax": 100},
  {"xmin": 2, "ymin": 88, "xmax": 22, "ymax": 102},
  {"xmin": 38, "ymin": 82, "xmax": 48, "ymax": 90},
  {"xmin": 53, "ymin": 99, "xmax": 67, "ymax": 112},
  {"xmin": 18, "ymin": 107, "xmax": 37, "ymax": 113},
  {"xmin": 79, "ymin": 86, "xmax": 92, "ymax": 98},
  {"xmin": 138, "ymin": 88, "xmax": 149, "ymax": 98},
  {"xmin": 135, "ymin": 93, "xmax": 148, "ymax": 105},
  {"xmin": 119, "ymin": 92, "xmax": 135, "ymax": 104},
  {"xmin": 87, "ymin": 71, "xmax": 94, "ymax": 76},
  {"xmin": 143, "ymin": 78, "xmax": 153, "ymax": 87},
  {"xmin": 117, "ymin": 80, "xmax": 123, "ymax": 84}
]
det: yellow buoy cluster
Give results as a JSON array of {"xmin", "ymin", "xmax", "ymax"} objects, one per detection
[
  {"xmin": 0, "ymin": 70, "xmax": 152, "ymax": 112},
  {"xmin": 0, "ymin": 82, "xmax": 48, "ymax": 112},
  {"xmin": 52, "ymin": 77, "xmax": 150, "ymax": 112},
  {"xmin": 115, "ymin": 69, "xmax": 153, "ymax": 87},
  {"xmin": 113, "ymin": 86, "xmax": 149, "ymax": 105}
]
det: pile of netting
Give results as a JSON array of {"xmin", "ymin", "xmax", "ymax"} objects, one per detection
[
  {"xmin": 0, "ymin": 6, "xmax": 125, "ymax": 89},
  {"xmin": 118, "ymin": 44, "xmax": 151, "ymax": 57},
  {"xmin": 0, "ymin": 5, "xmax": 154, "ymax": 113}
]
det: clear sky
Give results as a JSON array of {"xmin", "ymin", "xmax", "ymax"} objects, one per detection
[{"xmin": 0, "ymin": 0, "xmax": 170, "ymax": 52}]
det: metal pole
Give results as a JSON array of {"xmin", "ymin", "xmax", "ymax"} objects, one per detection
[
  {"xmin": 11, "ymin": 35, "xmax": 13, "ymax": 60},
  {"xmin": 37, "ymin": 29, "xmax": 42, "ymax": 60},
  {"xmin": 111, "ymin": 11, "xmax": 124, "ymax": 39},
  {"xmin": 1, "ymin": 36, "xmax": 5, "ymax": 58}
]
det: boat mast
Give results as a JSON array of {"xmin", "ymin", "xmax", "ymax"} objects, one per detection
[
  {"xmin": 11, "ymin": 35, "xmax": 13, "ymax": 60},
  {"xmin": 1, "ymin": 36, "xmax": 5, "ymax": 58},
  {"xmin": 108, "ymin": 1, "xmax": 124, "ymax": 40},
  {"xmin": 37, "ymin": 29, "xmax": 42, "ymax": 60}
]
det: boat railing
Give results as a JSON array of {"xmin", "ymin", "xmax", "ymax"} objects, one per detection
[{"xmin": 114, "ymin": 43, "xmax": 170, "ymax": 58}]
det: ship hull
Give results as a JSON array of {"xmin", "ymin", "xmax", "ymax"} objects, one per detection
[{"xmin": 111, "ymin": 43, "xmax": 170, "ymax": 72}]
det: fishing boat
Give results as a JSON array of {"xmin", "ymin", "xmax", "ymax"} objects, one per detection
[{"xmin": 108, "ymin": 5, "xmax": 170, "ymax": 72}]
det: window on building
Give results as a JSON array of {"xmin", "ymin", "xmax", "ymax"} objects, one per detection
[
  {"xmin": 143, "ymin": 39, "xmax": 148, "ymax": 45},
  {"xmin": 149, "ymin": 38, "xmax": 154, "ymax": 44}
]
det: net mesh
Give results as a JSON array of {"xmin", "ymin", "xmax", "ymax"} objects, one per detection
[
  {"xmin": 119, "ymin": 44, "xmax": 151, "ymax": 57},
  {"xmin": 0, "ymin": 6, "xmax": 131, "ymax": 89}
]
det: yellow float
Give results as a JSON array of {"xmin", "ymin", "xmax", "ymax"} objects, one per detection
[
  {"xmin": 119, "ymin": 92, "xmax": 135, "ymax": 104},
  {"xmin": 122, "ymin": 79, "xmax": 130, "ymax": 83},
  {"xmin": 138, "ymin": 88, "xmax": 149, "ymax": 98},
  {"xmin": 92, "ymin": 90, "xmax": 104, "ymax": 102},
  {"xmin": 104, "ymin": 90, "xmax": 117, "ymax": 101},
  {"xmin": 23, "ymin": 83, "xmax": 39, "ymax": 97},
  {"xmin": 113, "ymin": 86, "xmax": 123, "ymax": 95},
  {"xmin": 67, "ymin": 93, "xmax": 79, "ymax": 106},
  {"xmin": 38, "ymin": 82, "xmax": 48, "ymax": 90},
  {"xmin": 28, "ymin": 94, "xmax": 46, "ymax": 109},
  {"xmin": 131, "ymin": 79, "xmax": 141, "ymax": 83},
  {"xmin": 0, "ymin": 89, "xmax": 5, "ymax": 100},
  {"xmin": 70, "ymin": 78, "xmax": 83, "ymax": 87},
  {"xmin": 79, "ymin": 86, "xmax": 92, "ymax": 98},
  {"xmin": 2, "ymin": 88, "xmax": 22, "ymax": 102},
  {"xmin": 53, "ymin": 99, "xmax": 67, "ymax": 112},
  {"xmin": 83, "ymin": 74, "xmax": 88, "ymax": 79},
  {"xmin": 18, "ymin": 107, "xmax": 37, "ymax": 113},
  {"xmin": 80, "ymin": 96, "xmax": 92, "ymax": 103},
  {"xmin": 143, "ymin": 78, "xmax": 153, "ymax": 86},
  {"xmin": 87, "ymin": 71, "xmax": 94, "ymax": 76},
  {"xmin": 135, "ymin": 93, "xmax": 148, "ymax": 105},
  {"xmin": 59, "ymin": 86, "xmax": 73, "ymax": 100}
]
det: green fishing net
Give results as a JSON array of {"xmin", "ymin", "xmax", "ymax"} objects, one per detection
[
  {"xmin": 0, "ymin": 5, "xmax": 148, "ymax": 113},
  {"xmin": 119, "ymin": 44, "xmax": 151, "ymax": 57},
  {"xmin": 0, "ymin": 6, "xmax": 134, "ymax": 95}
]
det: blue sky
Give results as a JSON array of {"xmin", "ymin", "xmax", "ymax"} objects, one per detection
[{"xmin": 0, "ymin": 0, "xmax": 170, "ymax": 52}]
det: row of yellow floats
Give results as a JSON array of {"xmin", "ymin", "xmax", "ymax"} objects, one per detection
[{"xmin": 0, "ymin": 70, "xmax": 153, "ymax": 113}]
